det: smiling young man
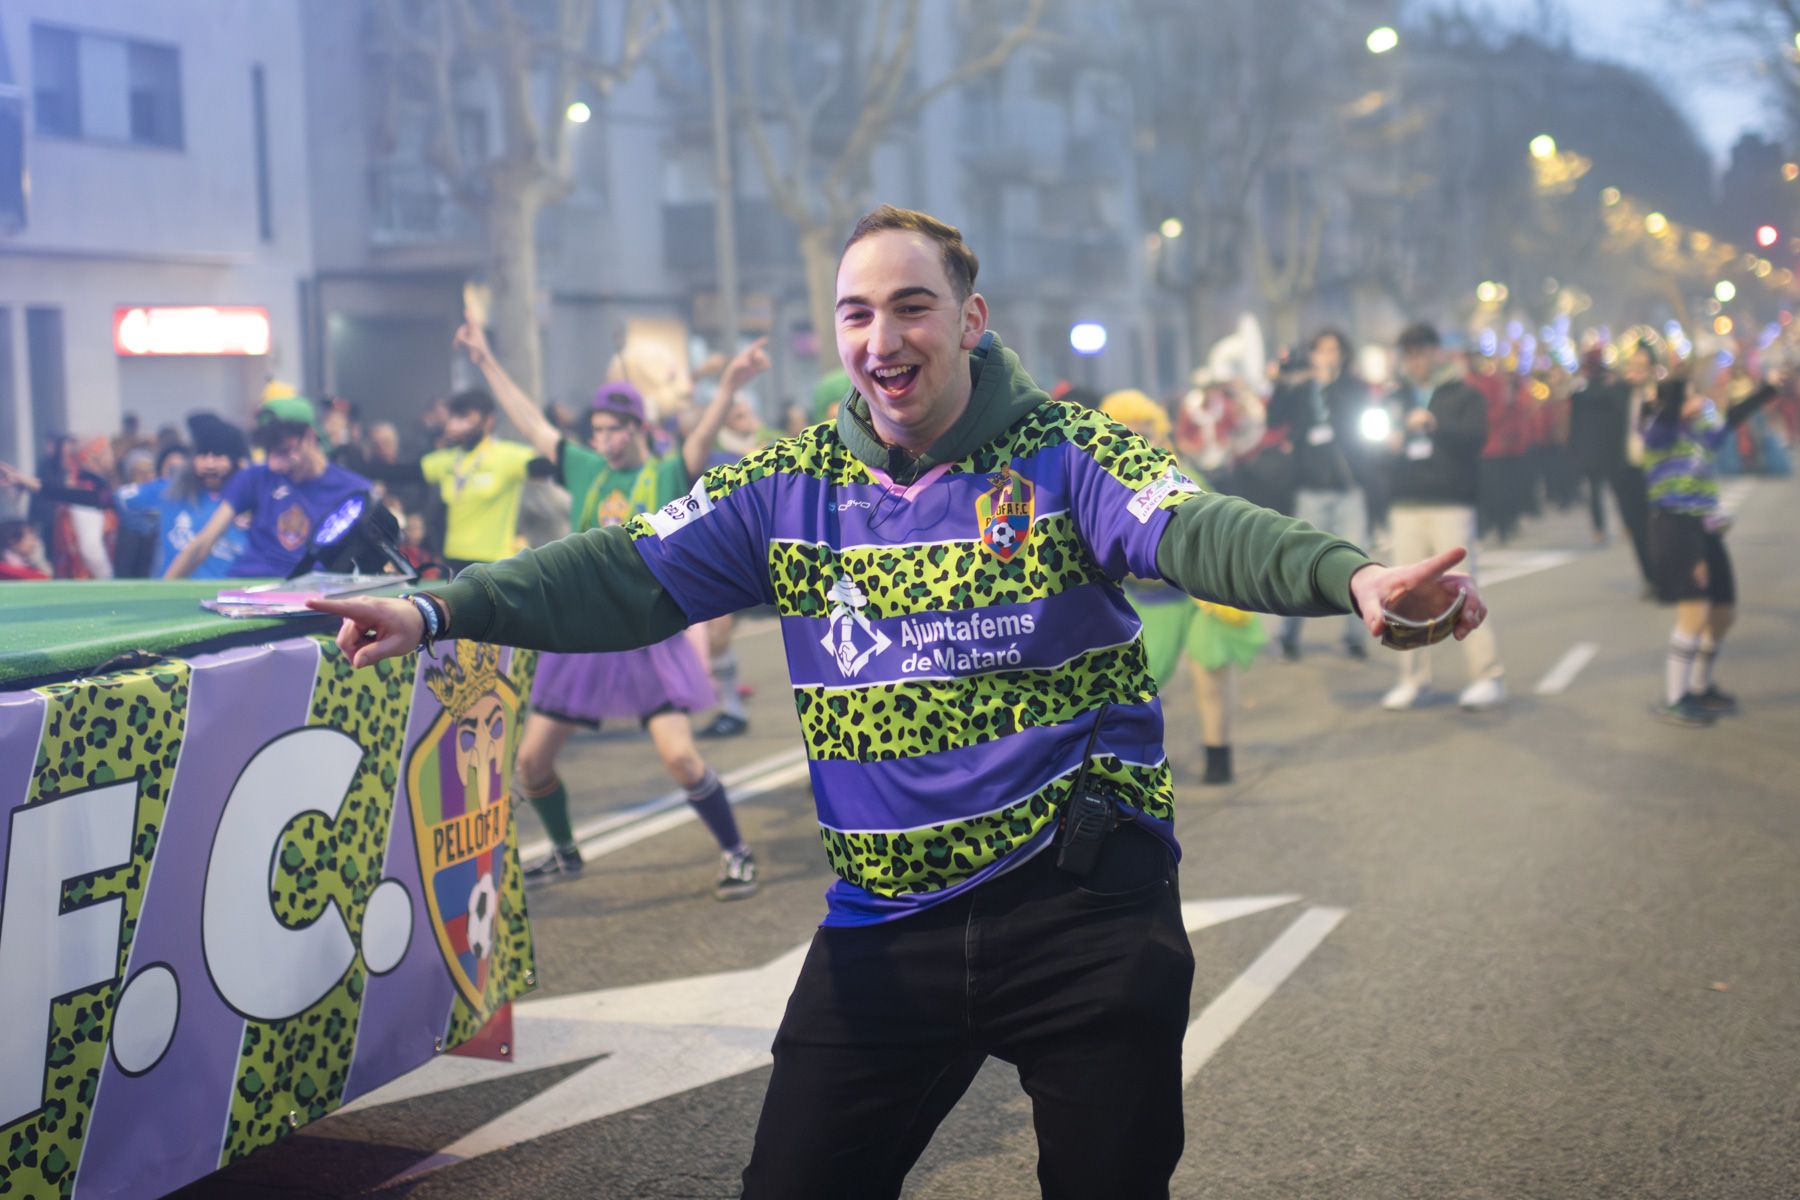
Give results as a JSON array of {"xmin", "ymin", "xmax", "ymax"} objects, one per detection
[{"xmin": 313, "ymin": 205, "xmax": 1488, "ymax": 1198}]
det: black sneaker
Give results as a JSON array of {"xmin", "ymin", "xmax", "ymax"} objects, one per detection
[
  {"xmin": 1652, "ymin": 696, "xmax": 1716, "ymax": 728},
  {"xmin": 523, "ymin": 845, "xmax": 583, "ymax": 886},
  {"xmin": 715, "ymin": 847, "xmax": 759, "ymax": 901},
  {"xmin": 698, "ymin": 712, "xmax": 750, "ymax": 738},
  {"xmin": 1277, "ymin": 639, "xmax": 1300, "ymax": 663},
  {"xmin": 1689, "ymin": 686, "xmax": 1739, "ymax": 716}
]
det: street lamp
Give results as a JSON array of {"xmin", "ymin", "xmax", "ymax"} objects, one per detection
[
  {"xmin": 1756, "ymin": 224, "xmax": 1779, "ymax": 247},
  {"xmin": 1529, "ymin": 134, "xmax": 1557, "ymax": 160},
  {"xmin": 1645, "ymin": 212, "xmax": 1669, "ymax": 236},
  {"xmin": 1159, "ymin": 217, "xmax": 1184, "ymax": 240},
  {"xmin": 566, "ymin": 101, "xmax": 592, "ymax": 124},
  {"xmin": 1715, "ymin": 280, "xmax": 1737, "ymax": 303},
  {"xmin": 1366, "ymin": 26, "xmax": 1399, "ymax": 54},
  {"xmin": 1070, "ymin": 322, "xmax": 1108, "ymax": 356}
]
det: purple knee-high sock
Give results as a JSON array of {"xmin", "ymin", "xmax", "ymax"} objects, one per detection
[{"xmin": 686, "ymin": 768, "xmax": 743, "ymax": 852}]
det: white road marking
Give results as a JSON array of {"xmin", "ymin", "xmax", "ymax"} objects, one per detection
[
  {"xmin": 341, "ymin": 894, "xmax": 1330, "ymax": 1183},
  {"xmin": 1478, "ymin": 549, "xmax": 1579, "ymax": 587},
  {"xmin": 1182, "ymin": 905, "xmax": 1348, "ymax": 1085},
  {"xmin": 1534, "ymin": 642, "xmax": 1599, "ymax": 696},
  {"xmin": 517, "ymin": 747, "xmax": 807, "ymax": 864},
  {"xmin": 577, "ymin": 759, "xmax": 812, "ymax": 861}
]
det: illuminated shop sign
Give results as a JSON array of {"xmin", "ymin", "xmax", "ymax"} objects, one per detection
[{"xmin": 113, "ymin": 306, "xmax": 272, "ymax": 356}]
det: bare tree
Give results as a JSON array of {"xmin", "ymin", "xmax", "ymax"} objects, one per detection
[
  {"xmin": 1127, "ymin": 0, "xmax": 1400, "ymax": 350},
  {"xmin": 374, "ymin": 0, "xmax": 666, "ymax": 402},
  {"xmin": 726, "ymin": 0, "xmax": 1045, "ymax": 351}
]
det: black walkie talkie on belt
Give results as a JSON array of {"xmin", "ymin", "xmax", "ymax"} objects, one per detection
[{"xmin": 1055, "ymin": 705, "xmax": 1116, "ymax": 878}]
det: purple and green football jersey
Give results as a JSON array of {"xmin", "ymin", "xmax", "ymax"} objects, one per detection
[{"xmin": 626, "ymin": 404, "xmax": 1205, "ymax": 926}]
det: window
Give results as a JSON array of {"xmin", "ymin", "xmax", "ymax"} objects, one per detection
[
  {"xmin": 31, "ymin": 25, "xmax": 80, "ymax": 137},
  {"xmin": 30, "ymin": 24, "xmax": 183, "ymax": 148},
  {"xmin": 128, "ymin": 41, "xmax": 182, "ymax": 148}
]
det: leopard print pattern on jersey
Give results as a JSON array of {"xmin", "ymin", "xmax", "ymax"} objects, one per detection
[{"xmin": 820, "ymin": 754, "xmax": 1173, "ymax": 896}]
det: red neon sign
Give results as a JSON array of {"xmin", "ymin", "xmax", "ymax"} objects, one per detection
[{"xmin": 114, "ymin": 306, "xmax": 272, "ymax": 356}]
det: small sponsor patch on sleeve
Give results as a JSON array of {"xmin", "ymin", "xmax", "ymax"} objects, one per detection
[
  {"xmin": 644, "ymin": 478, "xmax": 715, "ymax": 538},
  {"xmin": 1126, "ymin": 467, "xmax": 1201, "ymax": 523}
]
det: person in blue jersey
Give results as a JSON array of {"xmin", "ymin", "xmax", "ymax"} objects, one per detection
[
  {"xmin": 164, "ymin": 396, "xmax": 370, "ymax": 579},
  {"xmin": 311, "ymin": 206, "xmax": 1490, "ymax": 1199},
  {"xmin": 114, "ymin": 413, "xmax": 250, "ymax": 578}
]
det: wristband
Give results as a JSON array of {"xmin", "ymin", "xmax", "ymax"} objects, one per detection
[{"xmin": 404, "ymin": 593, "xmax": 442, "ymax": 657}]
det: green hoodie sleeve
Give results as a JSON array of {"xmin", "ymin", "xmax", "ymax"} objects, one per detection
[
  {"xmin": 423, "ymin": 526, "xmax": 691, "ymax": 651},
  {"xmin": 1153, "ymin": 491, "xmax": 1375, "ymax": 617}
]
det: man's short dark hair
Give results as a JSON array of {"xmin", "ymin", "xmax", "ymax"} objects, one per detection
[
  {"xmin": 842, "ymin": 205, "xmax": 980, "ymax": 301},
  {"xmin": 156, "ymin": 444, "xmax": 190, "ymax": 474},
  {"xmin": 447, "ymin": 389, "xmax": 496, "ymax": 419},
  {"xmin": 1397, "ymin": 322, "xmax": 1441, "ymax": 353}
]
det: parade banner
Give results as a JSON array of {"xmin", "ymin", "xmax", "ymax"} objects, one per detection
[{"xmin": 0, "ymin": 636, "xmax": 537, "ymax": 1199}]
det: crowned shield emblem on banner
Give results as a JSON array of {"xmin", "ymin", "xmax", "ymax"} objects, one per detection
[
  {"xmin": 975, "ymin": 464, "xmax": 1035, "ymax": 561},
  {"xmin": 405, "ymin": 643, "xmax": 522, "ymax": 1015}
]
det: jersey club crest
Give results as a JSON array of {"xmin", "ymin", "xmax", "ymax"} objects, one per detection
[{"xmin": 975, "ymin": 464, "xmax": 1035, "ymax": 562}]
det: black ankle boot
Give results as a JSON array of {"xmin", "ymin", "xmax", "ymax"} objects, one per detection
[{"xmin": 1202, "ymin": 744, "xmax": 1232, "ymax": 785}]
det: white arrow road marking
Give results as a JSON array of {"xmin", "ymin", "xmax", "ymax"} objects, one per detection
[
  {"xmin": 1182, "ymin": 905, "xmax": 1348, "ymax": 1085},
  {"xmin": 1535, "ymin": 642, "xmax": 1598, "ymax": 695},
  {"xmin": 350, "ymin": 894, "xmax": 1334, "ymax": 1184}
]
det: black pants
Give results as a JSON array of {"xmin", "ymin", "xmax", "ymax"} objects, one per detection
[
  {"xmin": 1608, "ymin": 463, "xmax": 1654, "ymax": 585},
  {"xmin": 741, "ymin": 828, "xmax": 1195, "ymax": 1200}
]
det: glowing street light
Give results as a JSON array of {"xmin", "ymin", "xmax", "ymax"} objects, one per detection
[
  {"xmin": 1757, "ymin": 224, "xmax": 1779, "ymax": 247},
  {"xmin": 1159, "ymin": 217, "xmax": 1184, "ymax": 239},
  {"xmin": 1715, "ymin": 280, "xmax": 1738, "ymax": 303},
  {"xmin": 1714, "ymin": 315, "xmax": 1735, "ymax": 336},
  {"xmin": 1600, "ymin": 187, "xmax": 1621, "ymax": 206},
  {"xmin": 566, "ymin": 101, "xmax": 592, "ymax": 124},
  {"xmin": 1645, "ymin": 212, "xmax": 1669, "ymax": 236},
  {"xmin": 1784, "ymin": 162, "xmax": 1799, "ymax": 182},
  {"xmin": 1529, "ymin": 134, "xmax": 1557, "ymax": 160},
  {"xmin": 1366, "ymin": 26, "xmax": 1400, "ymax": 54},
  {"xmin": 1476, "ymin": 281, "xmax": 1504, "ymax": 304},
  {"xmin": 1070, "ymin": 322, "xmax": 1108, "ymax": 356}
]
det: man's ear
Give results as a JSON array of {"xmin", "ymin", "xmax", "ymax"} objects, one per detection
[{"xmin": 959, "ymin": 293, "xmax": 990, "ymax": 350}]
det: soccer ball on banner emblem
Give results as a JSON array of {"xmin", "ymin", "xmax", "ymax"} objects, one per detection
[{"xmin": 984, "ymin": 518, "xmax": 1021, "ymax": 558}]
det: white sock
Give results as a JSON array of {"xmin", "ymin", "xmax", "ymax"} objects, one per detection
[
  {"xmin": 1690, "ymin": 636, "xmax": 1718, "ymax": 695},
  {"xmin": 1666, "ymin": 632, "xmax": 1699, "ymax": 706},
  {"xmin": 712, "ymin": 650, "xmax": 745, "ymax": 719}
]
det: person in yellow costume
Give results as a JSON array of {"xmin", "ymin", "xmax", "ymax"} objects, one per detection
[{"xmin": 1099, "ymin": 389, "xmax": 1266, "ymax": 784}]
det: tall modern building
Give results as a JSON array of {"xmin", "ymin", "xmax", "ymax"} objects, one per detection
[{"xmin": 0, "ymin": 0, "xmax": 317, "ymax": 467}]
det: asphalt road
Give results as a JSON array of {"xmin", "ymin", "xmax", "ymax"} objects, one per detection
[{"xmin": 177, "ymin": 474, "xmax": 1800, "ymax": 1200}]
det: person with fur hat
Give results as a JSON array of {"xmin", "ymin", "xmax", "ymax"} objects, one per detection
[
  {"xmin": 454, "ymin": 317, "xmax": 770, "ymax": 898},
  {"xmin": 1100, "ymin": 389, "xmax": 1265, "ymax": 784},
  {"xmin": 164, "ymin": 395, "xmax": 370, "ymax": 578},
  {"xmin": 113, "ymin": 412, "xmax": 250, "ymax": 577}
]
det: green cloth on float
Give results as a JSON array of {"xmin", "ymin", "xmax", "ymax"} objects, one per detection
[{"xmin": 0, "ymin": 580, "xmax": 337, "ymax": 687}]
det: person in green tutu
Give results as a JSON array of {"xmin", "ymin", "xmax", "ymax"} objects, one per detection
[{"xmin": 1099, "ymin": 389, "xmax": 1266, "ymax": 784}]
